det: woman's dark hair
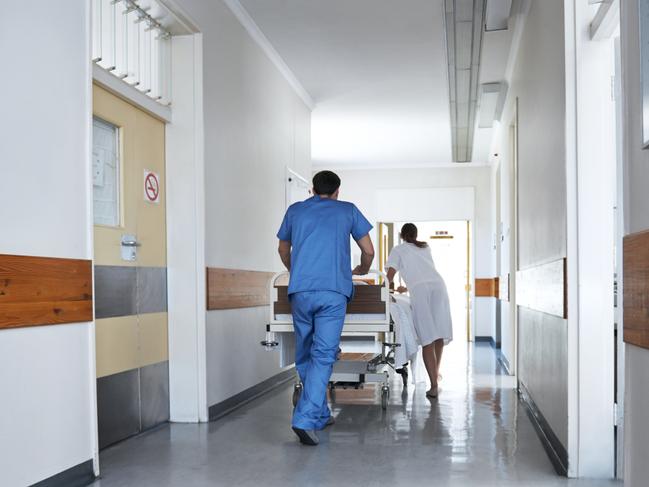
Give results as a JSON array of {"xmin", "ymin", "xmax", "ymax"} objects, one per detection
[
  {"xmin": 312, "ymin": 170, "xmax": 341, "ymax": 196},
  {"xmin": 400, "ymin": 223, "xmax": 428, "ymax": 248}
]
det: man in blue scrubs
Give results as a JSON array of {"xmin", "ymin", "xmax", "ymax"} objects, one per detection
[{"xmin": 277, "ymin": 170, "xmax": 375, "ymax": 445}]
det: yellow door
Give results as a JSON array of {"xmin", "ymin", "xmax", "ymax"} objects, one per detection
[{"xmin": 92, "ymin": 85, "xmax": 168, "ymax": 449}]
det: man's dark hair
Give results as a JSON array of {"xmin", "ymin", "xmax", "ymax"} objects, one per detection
[{"xmin": 312, "ymin": 170, "xmax": 341, "ymax": 196}]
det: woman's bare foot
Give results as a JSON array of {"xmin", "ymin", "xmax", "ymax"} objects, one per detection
[{"xmin": 426, "ymin": 385, "xmax": 439, "ymax": 398}]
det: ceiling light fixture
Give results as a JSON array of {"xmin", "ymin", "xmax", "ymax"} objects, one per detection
[
  {"xmin": 478, "ymin": 82, "xmax": 507, "ymax": 128},
  {"xmin": 485, "ymin": 0, "xmax": 513, "ymax": 31},
  {"xmin": 444, "ymin": 0, "xmax": 486, "ymax": 162}
]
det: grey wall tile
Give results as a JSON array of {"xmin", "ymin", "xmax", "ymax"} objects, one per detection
[
  {"xmin": 137, "ymin": 267, "xmax": 167, "ymax": 315},
  {"xmin": 94, "ymin": 266, "xmax": 168, "ymax": 318},
  {"xmin": 140, "ymin": 361, "xmax": 170, "ymax": 431},
  {"xmin": 95, "ymin": 266, "xmax": 137, "ymax": 319},
  {"xmin": 97, "ymin": 369, "xmax": 140, "ymax": 449}
]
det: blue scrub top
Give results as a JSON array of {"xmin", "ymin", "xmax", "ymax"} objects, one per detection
[{"xmin": 277, "ymin": 195, "xmax": 373, "ymax": 298}]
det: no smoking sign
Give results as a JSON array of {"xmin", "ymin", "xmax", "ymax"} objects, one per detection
[{"xmin": 144, "ymin": 169, "xmax": 160, "ymax": 204}]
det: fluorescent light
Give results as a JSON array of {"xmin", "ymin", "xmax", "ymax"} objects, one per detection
[
  {"xmin": 443, "ymin": 0, "xmax": 486, "ymax": 162},
  {"xmin": 479, "ymin": 89, "xmax": 500, "ymax": 128},
  {"xmin": 485, "ymin": 0, "xmax": 512, "ymax": 32},
  {"xmin": 478, "ymin": 82, "xmax": 508, "ymax": 128}
]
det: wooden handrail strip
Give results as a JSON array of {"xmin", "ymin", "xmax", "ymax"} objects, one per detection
[
  {"xmin": 516, "ymin": 258, "xmax": 567, "ymax": 319},
  {"xmin": 475, "ymin": 277, "xmax": 500, "ymax": 298},
  {"xmin": 0, "ymin": 254, "xmax": 93, "ymax": 329},
  {"xmin": 206, "ymin": 267, "xmax": 275, "ymax": 310},
  {"xmin": 624, "ymin": 230, "xmax": 649, "ymax": 349}
]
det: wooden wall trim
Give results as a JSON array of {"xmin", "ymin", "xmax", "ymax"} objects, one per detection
[
  {"xmin": 0, "ymin": 254, "xmax": 93, "ymax": 330},
  {"xmin": 624, "ymin": 230, "xmax": 649, "ymax": 349},
  {"xmin": 206, "ymin": 268, "xmax": 275, "ymax": 310},
  {"xmin": 475, "ymin": 277, "xmax": 499, "ymax": 298},
  {"xmin": 516, "ymin": 258, "xmax": 567, "ymax": 319}
]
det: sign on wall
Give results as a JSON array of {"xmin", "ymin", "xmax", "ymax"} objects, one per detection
[{"xmin": 144, "ymin": 169, "xmax": 160, "ymax": 204}]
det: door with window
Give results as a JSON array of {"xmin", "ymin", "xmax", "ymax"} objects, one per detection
[{"xmin": 92, "ymin": 84, "xmax": 168, "ymax": 449}]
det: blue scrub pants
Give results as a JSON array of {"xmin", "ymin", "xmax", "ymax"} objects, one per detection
[{"xmin": 291, "ymin": 290, "xmax": 347, "ymax": 430}]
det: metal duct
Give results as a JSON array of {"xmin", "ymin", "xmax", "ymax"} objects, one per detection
[{"xmin": 444, "ymin": 0, "xmax": 486, "ymax": 162}]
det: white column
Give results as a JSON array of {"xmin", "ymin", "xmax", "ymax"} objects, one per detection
[{"xmin": 166, "ymin": 34, "xmax": 208, "ymax": 422}]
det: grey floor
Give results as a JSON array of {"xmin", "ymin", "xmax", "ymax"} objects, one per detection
[{"xmin": 92, "ymin": 343, "xmax": 621, "ymax": 487}]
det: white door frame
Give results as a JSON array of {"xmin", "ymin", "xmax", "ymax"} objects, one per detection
[
  {"xmin": 165, "ymin": 31, "xmax": 208, "ymax": 424},
  {"xmin": 613, "ymin": 35, "xmax": 626, "ymax": 479},
  {"xmin": 90, "ymin": 1, "xmax": 208, "ymax": 430}
]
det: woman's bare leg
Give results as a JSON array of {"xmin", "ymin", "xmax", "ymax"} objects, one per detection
[
  {"xmin": 434, "ymin": 339, "xmax": 444, "ymax": 376},
  {"xmin": 421, "ymin": 343, "xmax": 439, "ymax": 395}
]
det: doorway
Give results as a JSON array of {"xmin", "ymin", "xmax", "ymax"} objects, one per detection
[
  {"xmin": 379, "ymin": 220, "xmax": 472, "ymax": 343},
  {"xmin": 92, "ymin": 84, "xmax": 169, "ymax": 449}
]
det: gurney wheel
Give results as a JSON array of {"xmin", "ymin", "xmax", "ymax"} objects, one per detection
[
  {"xmin": 381, "ymin": 386, "xmax": 389, "ymax": 410},
  {"xmin": 292, "ymin": 383, "xmax": 303, "ymax": 407}
]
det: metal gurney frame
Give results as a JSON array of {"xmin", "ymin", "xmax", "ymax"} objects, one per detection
[{"xmin": 261, "ymin": 269, "xmax": 400, "ymax": 409}]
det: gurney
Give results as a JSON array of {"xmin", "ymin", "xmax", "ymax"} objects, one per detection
[{"xmin": 261, "ymin": 270, "xmax": 400, "ymax": 409}]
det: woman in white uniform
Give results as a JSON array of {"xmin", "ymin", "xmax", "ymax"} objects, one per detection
[{"xmin": 386, "ymin": 223, "xmax": 453, "ymax": 398}]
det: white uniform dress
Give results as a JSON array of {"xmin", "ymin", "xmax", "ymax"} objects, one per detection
[{"xmin": 386, "ymin": 243, "xmax": 453, "ymax": 346}]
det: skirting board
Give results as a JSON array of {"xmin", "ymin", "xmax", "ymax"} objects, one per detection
[
  {"xmin": 518, "ymin": 382, "xmax": 568, "ymax": 476},
  {"xmin": 209, "ymin": 368, "xmax": 295, "ymax": 421},
  {"xmin": 498, "ymin": 352, "xmax": 512, "ymax": 376},
  {"xmin": 30, "ymin": 459, "xmax": 94, "ymax": 487},
  {"xmin": 475, "ymin": 336, "xmax": 499, "ymax": 349}
]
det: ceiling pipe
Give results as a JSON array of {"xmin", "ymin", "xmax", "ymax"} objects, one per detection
[{"xmin": 443, "ymin": 0, "xmax": 487, "ymax": 162}]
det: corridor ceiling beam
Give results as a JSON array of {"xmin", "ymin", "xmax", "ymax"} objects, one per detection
[{"xmin": 444, "ymin": 0, "xmax": 486, "ymax": 162}]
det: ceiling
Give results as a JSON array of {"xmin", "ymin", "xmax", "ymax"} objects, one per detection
[{"xmin": 238, "ymin": 0, "xmax": 513, "ymax": 168}]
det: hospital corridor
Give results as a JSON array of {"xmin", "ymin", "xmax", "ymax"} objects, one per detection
[
  {"xmin": 1, "ymin": 0, "xmax": 648, "ymax": 486},
  {"xmin": 88, "ymin": 343, "xmax": 614, "ymax": 487}
]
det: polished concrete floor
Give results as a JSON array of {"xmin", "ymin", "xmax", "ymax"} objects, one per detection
[{"xmin": 92, "ymin": 343, "xmax": 620, "ymax": 487}]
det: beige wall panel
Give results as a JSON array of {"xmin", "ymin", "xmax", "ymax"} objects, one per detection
[
  {"xmin": 96, "ymin": 316, "xmax": 138, "ymax": 378},
  {"xmin": 134, "ymin": 109, "xmax": 166, "ymax": 268},
  {"xmin": 139, "ymin": 312, "xmax": 169, "ymax": 368}
]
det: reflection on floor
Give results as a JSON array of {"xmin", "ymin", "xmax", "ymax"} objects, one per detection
[{"xmin": 92, "ymin": 342, "xmax": 620, "ymax": 487}]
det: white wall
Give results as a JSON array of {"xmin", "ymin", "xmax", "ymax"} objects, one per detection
[
  {"xmin": 174, "ymin": 0, "xmax": 311, "ymax": 407},
  {"xmin": 621, "ymin": 0, "xmax": 649, "ymax": 484},
  {"xmin": 0, "ymin": 2, "xmax": 97, "ymax": 485},
  {"xmin": 334, "ymin": 166, "xmax": 495, "ymax": 339},
  {"xmin": 491, "ymin": 0, "xmax": 570, "ymax": 459}
]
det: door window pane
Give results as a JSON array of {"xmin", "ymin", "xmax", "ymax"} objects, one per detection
[{"xmin": 92, "ymin": 118, "xmax": 121, "ymax": 227}]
